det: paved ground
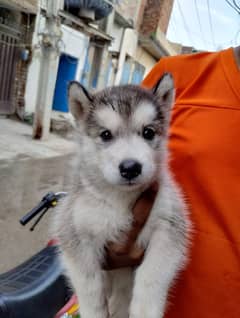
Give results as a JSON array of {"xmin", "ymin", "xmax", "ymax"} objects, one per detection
[{"xmin": 0, "ymin": 118, "xmax": 76, "ymax": 272}]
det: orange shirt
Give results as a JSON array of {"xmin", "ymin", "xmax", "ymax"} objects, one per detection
[{"xmin": 142, "ymin": 48, "xmax": 240, "ymax": 318}]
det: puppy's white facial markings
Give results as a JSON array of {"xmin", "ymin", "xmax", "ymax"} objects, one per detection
[
  {"xmin": 85, "ymin": 102, "xmax": 161, "ymax": 188},
  {"xmin": 95, "ymin": 107, "xmax": 123, "ymax": 133},
  {"xmin": 132, "ymin": 102, "xmax": 156, "ymax": 129},
  {"xmin": 100, "ymin": 135, "xmax": 156, "ymax": 188}
]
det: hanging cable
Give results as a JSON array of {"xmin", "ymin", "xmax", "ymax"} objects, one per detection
[
  {"xmin": 206, "ymin": 0, "xmax": 216, "ymax": 48},
  {"xmin": 224, "ymin": 0, "xmax": 240, "ymax": 14},
  {"xmin": 194, "ymin": 0, "xmax": 207, "ymax": 45},
  {"xmin": 176, "ymin": 0, "xmax": 195, "ymax": 45},
  {"xmin": 169, "ymin": 14, "xmax": 179, "ymax": 38},
  {"xmin": 233, "ymin": 0, "xmax": 240, "ymax": 11}
]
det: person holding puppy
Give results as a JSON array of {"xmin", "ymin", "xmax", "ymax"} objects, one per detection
[{"xmin": 106, "ymin": 46, "xmax": 240, "ymax": 317}]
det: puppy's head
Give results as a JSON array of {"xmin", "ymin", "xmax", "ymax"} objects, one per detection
[{"xmin": 69, "ymin": 73, "xmax": 174, "ymax": 190}]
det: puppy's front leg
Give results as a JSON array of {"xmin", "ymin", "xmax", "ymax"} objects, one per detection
[
  {"xmin": 63, "ymin": 239, "xmax": 109, "ymax": 318},
  {"xmin": 129, "ymin": 222, "xmax": 187, "ymax": 318}
]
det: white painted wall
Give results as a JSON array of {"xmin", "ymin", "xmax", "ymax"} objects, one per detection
[
  {"xmin": 112, "ymin": 29, "xmax": 158, "ymax": 84},
  {"xmin": 108, "ymin": 21, "xmax": 124, "ymax": 53},
  {"xmin": 25, "ymin": 21, "xmax": 89, "ymax": 113},
  {"xmin": 114, "ymin": 28, "xmax": 138, "ymax": 85},
  {"xmin": 156, "ymin": 27, "xmax": 179, "ymax": 56},
  {"xmin": 135, "ymin": 47, "xmax": 157, "ymax": 78},
  {"xmin": 61, "ymin": 25, "xmax": 89, "ymax": 81}
]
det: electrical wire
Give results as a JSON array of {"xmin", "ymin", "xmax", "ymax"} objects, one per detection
[
  {"xmin": 224, "ymin": 0, "xmax": 240, "ymax": 14},
  {"xmin": 233, "ymin": 0, "xmax": 240, "ymax": 11},
  {"xmin": 194, "ymin": 0, "xmax": 207, "ymax": 45},
  {"xmin": 176, "ymin": 0, "xmax": 195, "ymax": 45},
  {"xmin": 206, "ymin": 0, "xmax": 216, "ymax": 48},
  {"xmin": 169, "ymin": 15, "xmax": 179, "ymax": 38}
]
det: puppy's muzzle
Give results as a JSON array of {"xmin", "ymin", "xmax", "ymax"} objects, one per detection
[{"xmin": 119, "ymin": 159, "xmax": 142, "ymax": 180}]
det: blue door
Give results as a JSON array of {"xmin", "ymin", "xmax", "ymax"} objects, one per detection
[{"xmin": 52, "ymin": 54, "xmax": 78, "ymax": 112}]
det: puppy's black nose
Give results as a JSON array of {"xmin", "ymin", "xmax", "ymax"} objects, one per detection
[{"xmin": 119, "ymin": 159, "xmax": 142, "ymax": 180}]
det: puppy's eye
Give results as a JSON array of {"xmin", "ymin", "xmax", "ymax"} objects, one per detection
[
  {"xmin": 100, "ymin": 130, "xmax": 113, "ymax": 142},
  {"xmin": 142, "ymin": 127, "xmax": 155, "ymax": 140}
]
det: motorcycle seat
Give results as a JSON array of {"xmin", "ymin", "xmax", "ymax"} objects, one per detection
[{"xmin": 0, "ymin": 245, "xmax": 71, "ymax": 318}]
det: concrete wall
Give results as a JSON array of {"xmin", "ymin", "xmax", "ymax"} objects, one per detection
[
  {"xmin": 135, "ymin": 46, "xmax": 157, "ymax": 78},
  {"xmin": 114, "ymin": 28, "xmax": 138, "ymax": 85},
  {"xmin": 112, "ymin": 27, "xmax": 158, "ymax": 85},
  {"xmin": 24, "ymin": 12, "xmax": 54, "ymax": 114},
  {"xmin": 108, "ymin": 19, "xmax": 124, "ymax": 53},
  {"xmin": 25, "ymin": 20, "xmax": 89, "ymax": 114},
  {"xmin": 61, "ymin": 25, "xmax": 89, "ymax": 82},
  {"xmin": 2, "ymin": 0, "xmax": 38, "ymax": 13},
  {"xmin": 115, "ymin": 0, "xmax": 142, "ymax": 27}
]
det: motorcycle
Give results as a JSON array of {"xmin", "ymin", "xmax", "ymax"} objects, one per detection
[{"xmin": 0, "ymin": 192, "xmax": 80, "ymax": 318}]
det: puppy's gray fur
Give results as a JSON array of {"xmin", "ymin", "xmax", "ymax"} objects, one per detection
[{"xmin": 52, "ymin": 74, "xmax": 190, "ymax": 318}]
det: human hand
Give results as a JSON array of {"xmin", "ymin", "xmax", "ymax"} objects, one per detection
[{"xmin": 104, "ymin": 182, "xmax": 158, "ymax": 270}]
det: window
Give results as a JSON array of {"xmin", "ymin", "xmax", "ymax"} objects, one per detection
[
  {"xmin": 131, "ymin": 62, "xmax": 145, "ymax": 84},
  {"xmin": 120, "ymin": 55, "xmax": 145, "ymax": 85}
]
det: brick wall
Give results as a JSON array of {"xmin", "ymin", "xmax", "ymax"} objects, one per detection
[
  {"xmin": 13, "ymin": 13, "xmax": 35, "ymax": 116},
  {"xmin": 140, "ymin": 0, "xmax": 174, "ymax": 36},
  {"xmin": 14, "ymin": 57, "xmax": 30, "ymax": 114},
  {"xmin": 135, "ymin": 0, "xmax": 148, "ymax": 31},
  {"xmin": 158, "ymin": 0, "xmax": 174, "ymax": 34}
]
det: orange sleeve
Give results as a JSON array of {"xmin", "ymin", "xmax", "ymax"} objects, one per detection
[{"xmin": 142, "ymin": 48, "xmax": 240, "ymax": 318}]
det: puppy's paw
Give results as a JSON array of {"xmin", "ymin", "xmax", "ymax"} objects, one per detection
[
  {"xmin": 80, "ymin": 306, "xmax": 109, "ymax": 318},
  {"xmin": 129, "ymin": 302, "xmax": 163, "ymax": 318}
]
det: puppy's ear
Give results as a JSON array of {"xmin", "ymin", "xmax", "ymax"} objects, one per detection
[
  {"xmin": 152, "ymin": 72, "xmax": 174, "ymax": 111},
  {"xmin": 68, "ymin": 81, "xmax": 93, "ymax": 121}
]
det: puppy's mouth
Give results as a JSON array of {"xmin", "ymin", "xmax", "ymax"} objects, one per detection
[
  {"xmin": 126, "ymin": 181, "xmax": 138, "ymax": 187},
  {"xmin": 118, "ymin": 179, "xmax": 145, "ymax": 190}
]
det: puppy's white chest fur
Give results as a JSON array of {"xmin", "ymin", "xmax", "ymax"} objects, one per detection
[{"xmin": 72, "ymin": 189, "xmax": 134, "ymax": 244}]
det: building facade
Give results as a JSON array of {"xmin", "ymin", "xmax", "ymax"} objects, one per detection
[{"xmin": 0, "ymin": 0, "xmax": 179, "ymax": 136}]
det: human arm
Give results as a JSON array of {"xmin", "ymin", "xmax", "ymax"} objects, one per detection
[{"xmin": 104, "ymin": 182, "xmax": 158, "ymax": 270}]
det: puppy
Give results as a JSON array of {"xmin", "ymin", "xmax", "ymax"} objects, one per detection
[{"xmin": 52, "ymin": 73, "xmax": 190, "ymax": 318}]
